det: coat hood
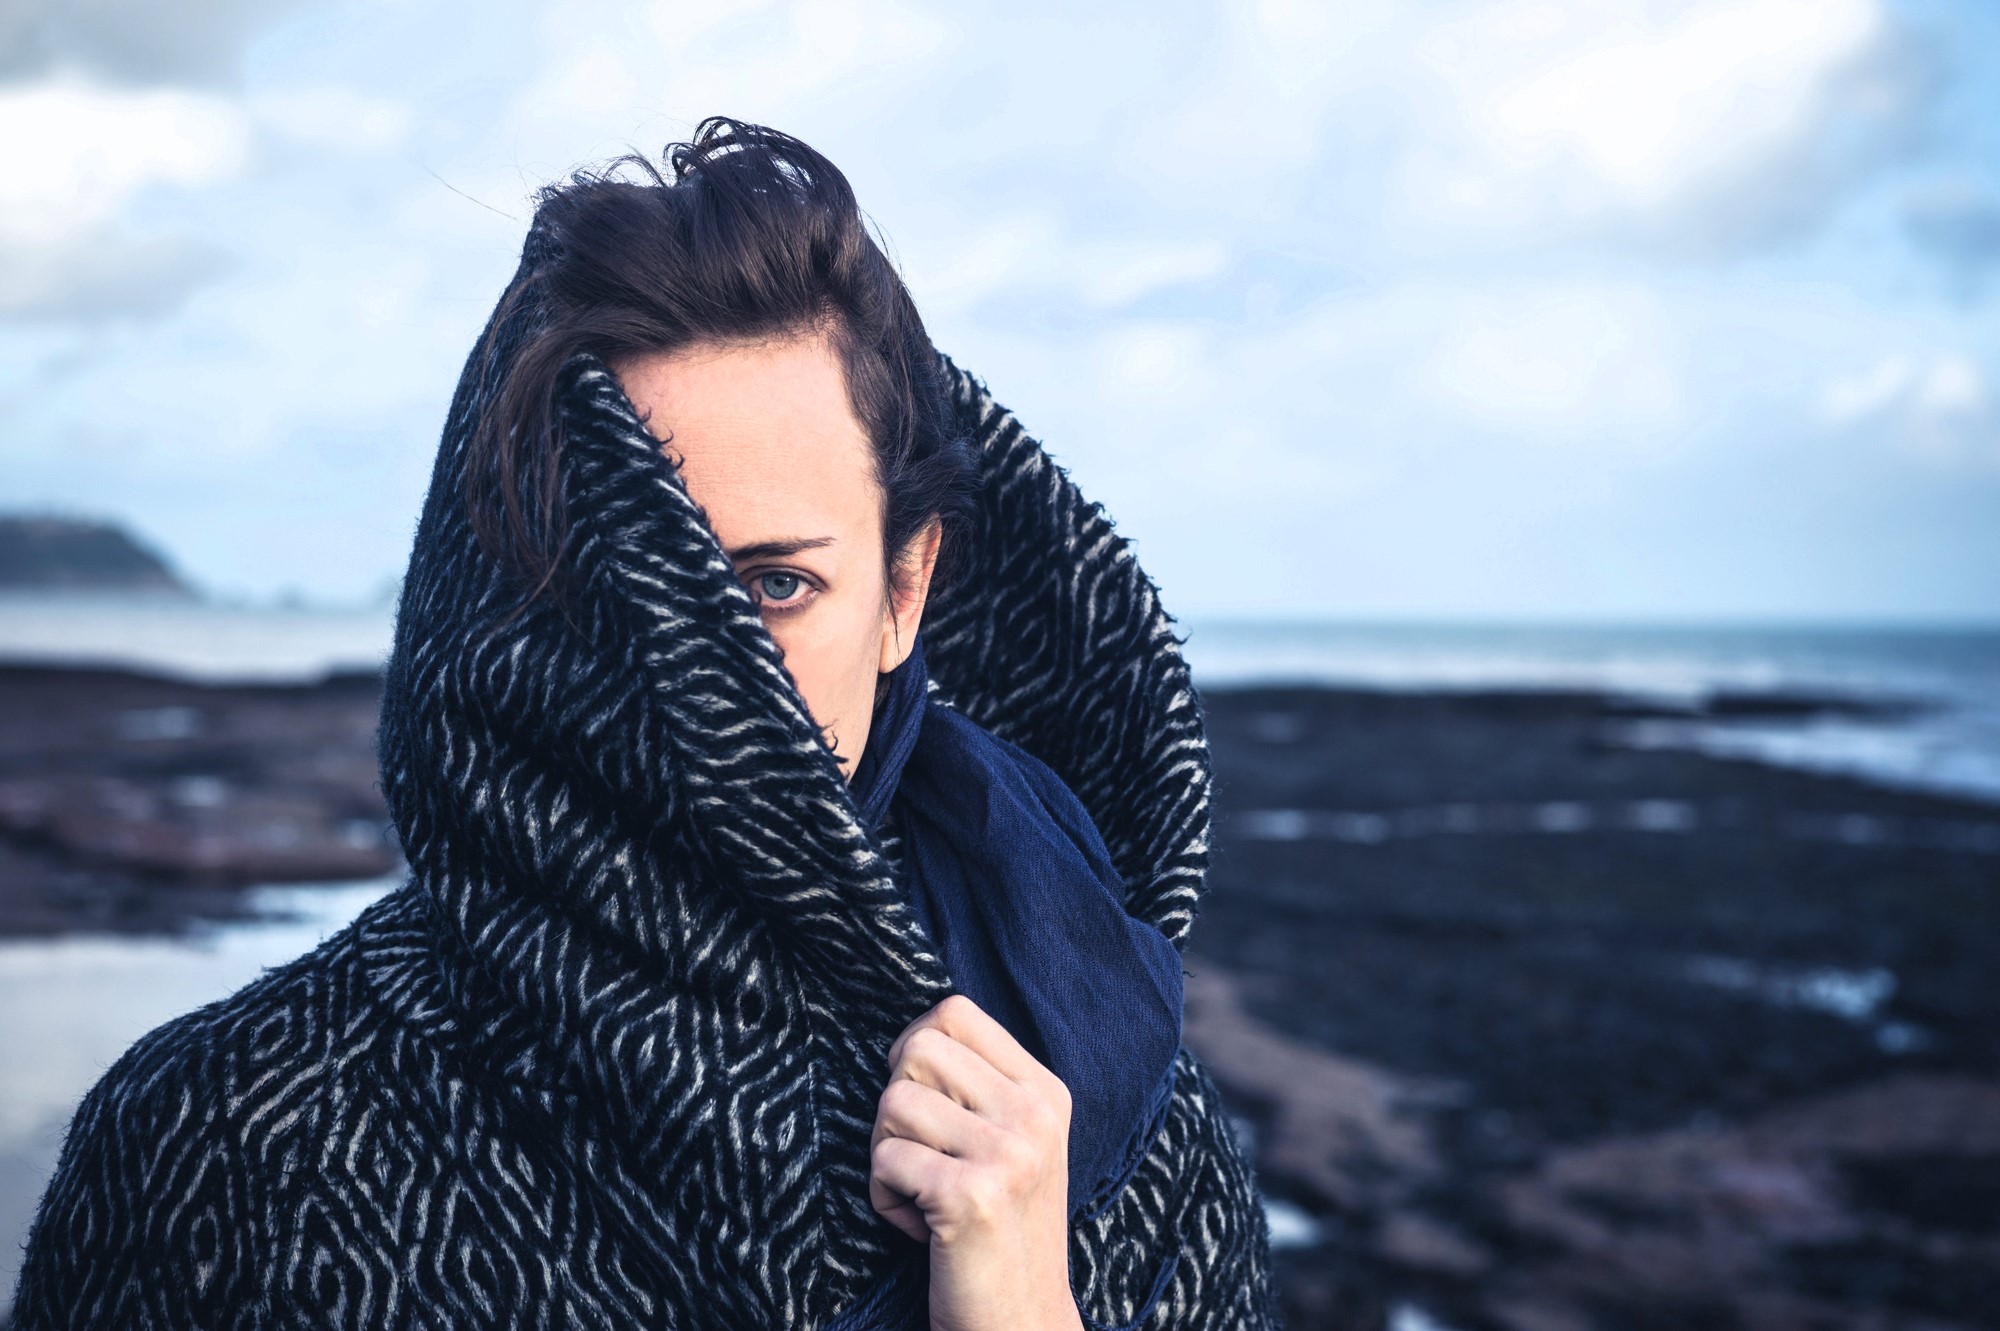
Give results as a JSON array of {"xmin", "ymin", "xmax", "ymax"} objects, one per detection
[{"xmin": 363, "ymin": 216, "xmax": 1216, "ymax": 1319}]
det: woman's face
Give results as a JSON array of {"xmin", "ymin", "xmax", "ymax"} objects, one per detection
[{"xmin": 612, "ymin": 333, "xmax": 940, "ymax": 780}]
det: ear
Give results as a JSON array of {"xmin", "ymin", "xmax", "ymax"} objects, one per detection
[{"xmin": 878, "ymin": 516, "xmax": 944, "ymax": 673}]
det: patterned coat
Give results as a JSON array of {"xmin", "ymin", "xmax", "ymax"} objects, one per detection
[{"xmin": 10, "ymin": 227, "xmax": 1281, "ymax": 1330}]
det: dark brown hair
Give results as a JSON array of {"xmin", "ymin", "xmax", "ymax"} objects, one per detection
[{"xmin": 463, "ymin": 116, "xmax": 978, "ymax": 614}]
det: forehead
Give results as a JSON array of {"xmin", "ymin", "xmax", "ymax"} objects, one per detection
[{"xmin": 613, "ymin": 334, "xmax": 880, "ymax": 548}]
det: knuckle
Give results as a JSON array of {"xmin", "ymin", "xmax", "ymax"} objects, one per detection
[
  {"xmin": 904, "ymin": 1025, "xmax": 951, "ymax": 1065},
  {"xmin": 1045, "ymin": 1073, "xmax": 1073, "ymax": 1116},
  {"xmin": 957, "ymin": 1165, "xmax": 1006, "ymax": 1220},
  {"xmin": 1022, "ymin": 1093, "xmax": 1062, "ymax": 1138},
  {"xmin": 879, "ymin": 1077, "xmax": 924, "ymax": 1118},
  {"xmin": 993, "ymin": 1128, "xmax": 1038, "ymax": 1179}
]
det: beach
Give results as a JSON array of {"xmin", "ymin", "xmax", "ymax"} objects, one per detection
[
  {"xmin": 1196, "ymin": 684, "xmax": 2000, "ymax": 1330},
  {"xmin": 1, "ymin": 628, "xmax": 1997, "ymax": 1328}
]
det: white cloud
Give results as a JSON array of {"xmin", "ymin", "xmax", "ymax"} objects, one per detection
[
  {"xmin": 1, "ymin": 0, "xmax": 1992, "ymax": 615},
  {"xmin": 1136, "ymin": 0, "xmax": 1409, "ymax": 200},
  {"xmin": 1918, "ymin": 356, "xmax": 1989, "ymax": 417},
  {"xmin": 0, "ymin": 76, "xmax": 250, "ymax": 321},
  {"xmin": 1426, "ymin": 283, "xmax": 1682, "ymax": 436},
  {"xmin": 252, "ymin": 86, "xmax": 413, "ymax": 154},
  {"xmin": 1094, "ymin": 321, "xmax": 1216, "ymax": 400},
  {"xmin": 902, "ymin": 217, "xmax": 1232, "ymax": 324},
  {"xmin": 0, "ymin": 233, "xmax": 229, "ymax": 322},
  {"xmin": 1820, "ymin": 352, "xmax": 1997, "ymax": 465},
  {"xmin": 1485, "ymin": 0, "xmax": 1877, "ymax": 204},
  {"xmin": 1396, "ymin": 0, "xmax": 1928, "ymax": 251},
  {"xmin": 1102, "ymin": 0, "xmax": 1933, "ymax": 260},
  {"xmin": 904, "ymin": 212, "xmax": 1064, "ymax": 317},
  {"xmin": 495, "ymin": 0, "xmax": 959, "ymax": 172},
  {"xmin": 1077, "ymin": 241, "xmax": 1232, "ymax": 309},
  {"xmin": 0, "ymin": 77, "xmax": 249, "ymax": 248},
  {"xmin": 0, "ymin": 0, "xmax": 309, "ymax": 86}
]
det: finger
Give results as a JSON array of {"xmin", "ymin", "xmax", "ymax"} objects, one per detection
[
  {"xmin": 868, "ymin": 1145, "xmax": 932, "ymax": 1246},
  {"xmin": 920, "ymin": 994, "xmax": 1053, "ymax": 1093},
  {"xmin": 887, "ymin": 1024, "xmax": 1024, "ymax": 1118},
  {"xmin": 870, "ymin": 1134, "xmax": 959, "ymax": 1240},
  {"xmin": 870, "ymin": 1076, "xmax": 993, "ymax": 1160},
  {"xmin": 886, "ymin": 993, "xmax": 987, "ymax": 1068}
]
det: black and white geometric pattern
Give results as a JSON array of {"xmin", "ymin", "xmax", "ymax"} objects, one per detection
[{"xmin": 10, "ymin": 222, "xmax": 1281, "ymax": 1330}]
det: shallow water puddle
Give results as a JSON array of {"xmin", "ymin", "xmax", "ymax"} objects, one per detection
[
  {"xmin": 1261, "ymin": 1195, "xmax": 1324, "ymax": 1250},
  {"xmin": 1233, "ymin": 800, "xmax": 2000, "ymax": 852},
  {"xmin": 1387, "ymin": 1305, "xmax": 1466, "ymax": 1331},
  {"xmin": 1233, "ymin": 799, "xmax": 1705, "ymax": 842},
  {"xmin": 1677, "ymin": 955, "xmax": 1929, "ymax": 1053}
]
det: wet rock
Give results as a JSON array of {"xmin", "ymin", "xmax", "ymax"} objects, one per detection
[
  {"xmin": 0, "ymin": 664, "xmax": 395, "ymax": 936},
  {"xmin": 1193, "ymin": 686, "xmax": 2000, "ymax": 1329},
  {"xmin": 1183, "ymin": 963, "xmax": 1461, "ymax": 1212},
  {"xmin": 1482, "ymin": 1077, "xmax": 2000, "ymax": 1329}
]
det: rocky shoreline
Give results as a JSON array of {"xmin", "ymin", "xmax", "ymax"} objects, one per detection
[
  {"xmin": 1196, "ymin": 686, "xmax": 2000, "ymax": 1331},
  {"xmin": 1, "ymin": 664, "xmax": 1996, "ymax": 1329},
  {"xmin": 0, "ymin": 664, "xmax": 397, "ymax": 935}
]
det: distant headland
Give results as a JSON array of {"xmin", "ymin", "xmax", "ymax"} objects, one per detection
[{"xmin": 0, "ymin": 514, "xmax": 193, "ymax": 595}]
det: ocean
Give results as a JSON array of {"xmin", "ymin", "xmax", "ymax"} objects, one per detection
[
  {"xmin": 3, "ymin": 594, "xmax": 1997, "ymax": 804},
  {"xmin": 1180, "ymin": 619, "xmax": 2000, "ymax": 805}
]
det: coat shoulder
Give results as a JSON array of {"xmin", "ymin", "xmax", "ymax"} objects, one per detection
[
  {"xmin": 8, "ymin": 910, "xmax": 381, "ymax": 1330},
  {"xmin": 1069, "ymin": 1044, "xmax": 1283, "ymax": 1330}
]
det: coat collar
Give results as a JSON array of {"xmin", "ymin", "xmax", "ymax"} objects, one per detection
[{"xmin": 360, "ymin": 212, "xmax": 1215, "ymax": 1315}]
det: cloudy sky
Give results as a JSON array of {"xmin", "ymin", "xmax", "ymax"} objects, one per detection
[{"xmin": 3, "ymin": 0, "xmax": 1997, "ymax": 621}]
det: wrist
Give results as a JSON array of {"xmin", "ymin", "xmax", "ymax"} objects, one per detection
[{"xmin": 1040, "ymin": 1272, "xmax": 1085, "ymax": 1331}]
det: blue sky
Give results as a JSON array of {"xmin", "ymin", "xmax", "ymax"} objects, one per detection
[{"xmin": 2, "ymin": 0, "xmax": 1997, "ymax": 621}]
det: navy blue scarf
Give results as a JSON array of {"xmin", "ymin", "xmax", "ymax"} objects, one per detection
[{"xmin": 851, "ymin": 633, "xmax": 1184, "ymax": 1216}]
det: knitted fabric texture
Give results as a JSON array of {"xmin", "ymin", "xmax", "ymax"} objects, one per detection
[{"xmin": 10, "ymin": 217, "xmax": 1281, "ymax": 1330}]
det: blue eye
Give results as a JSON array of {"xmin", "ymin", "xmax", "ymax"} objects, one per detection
[{"xmin": 755, "ymin": 571, "xmax": 805, "ymax": 604}]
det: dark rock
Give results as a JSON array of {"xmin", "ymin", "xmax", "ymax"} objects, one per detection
[
  {"xmin": 0, "ymin": 662, "xmax": 395, "ymax": 936},
  {"xmin": 0, "ymin": 514, "xmax": 192, "ymax": 594},
  {"xmin": 1193, "ymin": 684, "xmax": 2000, "ymax": 1329}
]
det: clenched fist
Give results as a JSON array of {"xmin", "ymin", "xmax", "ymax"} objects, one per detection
[{"xmin": 869, "ymin": 994, "xmax": 1084, "ymax": 1331}]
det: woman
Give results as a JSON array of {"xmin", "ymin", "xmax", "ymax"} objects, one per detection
[{"xmin": 11, "ymin": 119, "xmax": 1278, "ymax": 1329}]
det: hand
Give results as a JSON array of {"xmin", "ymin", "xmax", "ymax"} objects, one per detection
[{"xmin": 869, "ymin": 994, "xmax": 1084, "ymax": 1331}]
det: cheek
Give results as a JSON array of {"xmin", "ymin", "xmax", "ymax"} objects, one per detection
[{"xmin": 765, "ymin": 591, "xmax": 887, "ymax": 743}]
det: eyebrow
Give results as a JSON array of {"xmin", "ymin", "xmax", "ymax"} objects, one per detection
[{"xmin": 724, "ymin": 536, "xmax": 836, "ymax": 562}]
